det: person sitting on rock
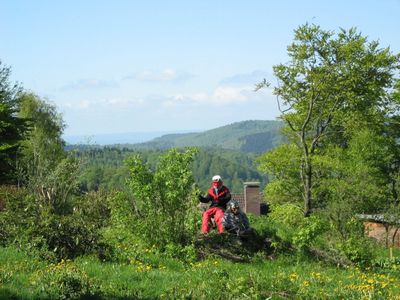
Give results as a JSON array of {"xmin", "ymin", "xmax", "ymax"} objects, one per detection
[
  {"xmin": 222, "ymin": 200, "xmax": 251, "ymax": 236},
  {"xmin": 198, "ymin": 175, "xmax": 231, "ymax": 234}
]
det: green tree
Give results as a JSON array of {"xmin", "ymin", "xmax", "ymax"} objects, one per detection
[
  {"xmin": 313, "ymin": 131, "xmax": 391, "ymax": 232},
  {"xmin": 126, "ymin": 148, "xmax": 199, "ymax": 248},
  {"xmin": 17, "ymin": 93, "xmax": 79, "ymax": 212},
  {"xmin": 257, "ymin": 143, "xmax": 302, "ymax": 205},
  {"xmin": 0, "ymin": 61, "xmax": 26, "ymax": 183},
  {"xmin": 259, "ymin": 24, "xmax": 400, "ymax": 216}
]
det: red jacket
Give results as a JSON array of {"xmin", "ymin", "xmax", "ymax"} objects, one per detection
[{"xmin": 199, "ymin": 185, "xmax": 231, "ymax": 210}]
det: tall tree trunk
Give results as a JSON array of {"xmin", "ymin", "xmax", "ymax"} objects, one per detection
[{"xmin": 303, "ymin": 158, "xmax": 312, "ymax": 217}]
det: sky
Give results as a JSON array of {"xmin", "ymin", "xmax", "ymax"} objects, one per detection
[{"xmin": 1, "ymin": 0, "xmax": 400, "ymax": 140}]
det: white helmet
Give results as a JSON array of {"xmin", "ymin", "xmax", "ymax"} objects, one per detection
[{"xmin": 212, "ymin": 175, "xmax": 222, "ymax": 182}]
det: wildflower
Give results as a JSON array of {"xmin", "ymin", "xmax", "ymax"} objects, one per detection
[
  {"xmin": 289, "ymin": 273, "xmax": 299, "ymax": 282},
  {"xmin": 311, "ymin": 272, "xmax": 321, "ymax": 279}
]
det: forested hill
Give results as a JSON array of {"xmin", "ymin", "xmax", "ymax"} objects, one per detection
[
  {"xmin": 73, "ymin": 147, "xmax": 267, "ymax": 193},
  {"xmin": 65, "ymin": 120, "xmax": 283, "ymax": 193},
  {"xmin": 124, "ymin": 120, "xmax": 284, "ymax": 153}
]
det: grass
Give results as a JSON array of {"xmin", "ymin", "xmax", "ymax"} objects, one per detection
[{"xmin": 2, "ymin": 243, "xmax": 400, "ymax": 299}]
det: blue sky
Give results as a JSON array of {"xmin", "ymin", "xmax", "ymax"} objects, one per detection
[{"xmin": 1, "ymin": 0, "xmax": 399, "ymax": 138}]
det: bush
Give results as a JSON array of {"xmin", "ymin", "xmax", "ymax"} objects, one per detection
[
  {"xmin": 338, "ymin": 237, "xmax": 375, "ymax": 267},
  {"xmin": 336, "ymin": 218, "xmax": 376, "ymax": 266},
  {"xmin": 39, "ymin": 211, "xmax": 102, "ymax": 260},
  {"xmin": 0, "ymin": 186, "xmax": 40, "ymax": 246},
  {"xmin": 38, "ymin": 191, "xmax": 110, "ymax": 260},
  {"xmin": 268, "ymin": 204, "xmax": 328, "ymax": 254},
  {"xmin": 32, "ymin": 259, "xmax": 93, "ymax": 299},
  {"xmin": 0, "ymin": 186, "xmax": 111, "ymax": 260},
  {"xmin": 126, "ymin": 148, "xmax": 199, "ymax": 249},
  {"xmin": 100, "ymin": 224, "xmax": 142, "ymax": 263},
  {"xmin": 98, "ymin": 191, "xmax": 139, "ymax": 262}
]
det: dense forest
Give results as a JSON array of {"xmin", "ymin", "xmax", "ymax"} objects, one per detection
[
  {"xmin": 67, "ymin": 119, "xmax": 282, "ymax": 193},
  {"xmin": 2, "ymin": 24, "xmax": 400, "ymax": 299},
  {"xmin": 71, "ymin": 127, "xmax": 273, "ymax": 193}
]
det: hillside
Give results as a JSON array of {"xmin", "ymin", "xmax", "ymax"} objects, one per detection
[
  {"xmin": 68, "ymin": 120, "xmax": 283, "ymax": 193},
  {"xmin": 73, "ymin": 147, "xmax": 267, "ymax": 193},
  {"xmin": 126, "ymin": 120, "xmax": 284, "ymax": 153}
]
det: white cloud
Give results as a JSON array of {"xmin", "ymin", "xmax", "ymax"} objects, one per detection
[
  {"xmin": 212, "ymin": 86, "xmax": 249, "ymax": 103},
  {"xmin": 59, "ymin": 82, "xmax": 274, "ymax": 114},
  {"xmin": 160, "ymin": 84, "xmax": 274, "ymax": 106},
  {"xmin": 219, "ymin": 70, "xmax": 272, "ymax": 86},
  {"xmin": 60, "ymin": 79, "xmax": 117, "ymax": 91},
  {"xmin": 103, "ymin": 97, "xmax": 145, "ymax": 108},
  {"xmin": 135, "ymin": 70, "xmax": 174, "ymax": 81},
  {"xmin": 62, "ymin": 100, "xmax": 91, "ymax": 109},
  {"xmin": 126, "ymin": 68, "xmax": 194, "ymax": 82},
  {"xmin": 160, "ymin": 68, "xmax": 177, "ymax": 81},
  {"xmin": 60, "ymin": 84, "xmax": 279, "ymax": 136},
  {"xmin": 60, "ymin": 97, "xmax": 145, "ymax": 111}
]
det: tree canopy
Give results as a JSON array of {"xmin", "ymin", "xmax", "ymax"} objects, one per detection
[
  {"xmin": 0, "ymin": 61, "xmax": 26, "ymax": 183},
  {"xmin": 258, "ymin": 24, "xmax": 400, "ymax": 216}
]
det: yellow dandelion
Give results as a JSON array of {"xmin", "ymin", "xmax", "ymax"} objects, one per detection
[{"xmin": 289, "ymin": 273, "xmax": 299, "ymax": 282}]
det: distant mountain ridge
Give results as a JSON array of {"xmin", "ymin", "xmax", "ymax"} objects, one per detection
[
  {"xmin": 63, "ymin": 130, "xmax": 195, "ymax": 145},
  {"xmin": 128, "ymin": 120, "xmax": 284, "ymax": 153}
]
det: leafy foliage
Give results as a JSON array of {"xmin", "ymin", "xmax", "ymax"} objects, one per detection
[
  {"xmin": 0, "ymin": 61, "xmax": 26, "ymax": 183},
  {"xmin": 16, "ymin": 93, "xmax": 82, "ymax": 214},
  {"xmin": 268, "ymin": 204, "xmax": 328, "ymax": 254},
  {"xmin": 0, "ymin": 184, "xmax": 111, "ymax": 260},
  {"xmin": 126, "ymin": 148, "xmax": 199, "ymax": 248},
  {"xmin": 257, "ymin": 143, "xmax": 302, "ymax": 205},
  {"xmin": 259, "ymin": 23, "xmax": 400, "ymax": 216},
  {"xmin": 74, "ymin": 147, "xmax": 267, "ymax": 193},
  {"xmin": 255, "ymin": 24, "xmax": 400, "ymax": 267},
  {"xmin": 32, "ymin": 259, "xmax": 92, "ymax": 299}
]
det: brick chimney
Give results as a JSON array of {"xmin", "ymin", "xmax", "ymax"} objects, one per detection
[{"xmin": 244, "ymin": 182, "xmax": 260, "ymax": 215}]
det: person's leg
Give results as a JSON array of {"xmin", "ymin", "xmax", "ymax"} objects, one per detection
[
  {"xmin": 214, "ymin": 208, "xmax": 225, "ymax": 233},
  {"xmin": 201, "ymin": 208, "xmax": 214, "ymax": 234}
]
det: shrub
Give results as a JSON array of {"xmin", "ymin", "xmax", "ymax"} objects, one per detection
[
  {"xmin": 32, "ymin": 259, "xmax": 93, "ymax": 299},
  {"xmin": 0, "ymin": 186, "xmax": 40, "ymax": 246},
  {"xmin": 100, "ymin": 223, "xmax": 142, "ymax": 263},
  {"xmin": 0, "ymin": 186, "xmax": 111, "ymax": 260},
  {"xmin": 98, "ymin": 191, "xmax": 140, "ymax": 262},
  {"xmin": 336, "ymin": 217, "xmax": 376, "ymax": 266},
  {"xmin": 268, "ymin": 204, "xmax": 328, "ymax": 254},
  {"xmin": 126, "ymin": 148, "xmax": 199, "ymax": 249},
  {"xmin": 40, "ymin": 211, "xmax": 103, "ymax": 259}
]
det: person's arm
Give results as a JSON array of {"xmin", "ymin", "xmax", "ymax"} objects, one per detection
[{"xmin": 198, "ymin": 193, "xmax": 212, "ymax": 203}]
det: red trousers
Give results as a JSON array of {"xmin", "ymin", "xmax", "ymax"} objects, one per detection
[{"xmin": 201, "ymin": 207, "xmax": 225, "ymax": 234}]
